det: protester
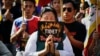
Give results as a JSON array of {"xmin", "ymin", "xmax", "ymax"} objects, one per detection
[
  {"xmin": 88, "ymin": 31, "xmax": 100, "ymax": 56},
  {"xmin": 10, "ymin": 0, "xmax": 39, "ymax": 56},
  {"xmin": 24, "ymin": 6, "xmax": 74, "ymax": 56},
  {"xmin": 0, "ymin": 0, "xmax": 18, "ymax": 56},
  {"xmin": 62, "ymin": 0, "xmax": 86, "ymax": 56},
  {"xmin": 75, "ymin": 1, "xmax": 90, "ymax": 22}
]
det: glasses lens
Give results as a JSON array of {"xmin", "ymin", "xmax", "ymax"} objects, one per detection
[
  {"xmin": 63, "ymin": 8, "xmax": 66, "ymax": 12},
  {"xmin": 63, "ymin": 7, "xmax": 72, "ymax": 12},
  {"xmin": 67, "ymin": 8, "xmax": 72, "ymax": 12}
]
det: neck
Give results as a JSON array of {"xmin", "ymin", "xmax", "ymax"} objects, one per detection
[
  {"xmin": 56, "ymin": 10, "xmax": 61, "ymax": 17},
  {"xmin": 64, "ymin": 18, "xmax": 75, "ymax": 23},
  {"xmin": 25, "ymin": 15, "xmax": 32, "ymax": 19}
]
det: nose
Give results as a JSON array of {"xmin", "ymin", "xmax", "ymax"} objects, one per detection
[
  {"xmin": 64, "ymin": 9, "xmax": 69, "ymax": 13},
  {"xmin": 64, "ymin": 10, "xmax": 69, "ymax": 15},
  {"xmin": 26, "ymin": 7, "xmax": 30, "ymax": 10}
]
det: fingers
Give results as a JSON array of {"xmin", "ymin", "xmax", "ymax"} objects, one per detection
[
  {"xmin": 22, "ymin": 32, "xmax": 29, "ymax": 38},
  {"xmin": 45, "ymin": 35, "xmax": 55, "ymax": 53},
  {"xmin": 18, "ymin": 23, "xmax": 27, "ymax": 34},
  {"xmin": 20, "ymin": 23, "xmax": 27, "ymax": 31},
  {"xmin": 64, "ymin": 26, "xmax": 69, "ymax": 34},
  {"xmin": 4, "ymin": 9, "xmax": 13, "ymax": 21},
  {"xmin": 21, "ymin": 23, "xmax": 26, "ymax": 28},
  {"xmin": 93, "ymin": 32, "xmax": 100, "ymax": 40},
  {"xmin": 46, "ymin": 35, "xmax": 53, "ymax": 43},
  {"xmin": 47, "ymin": 35, "xmax": 55, "ymax": 54},
  {"xmin": 45, "ymin": 35, "xmax": 54, "ymax": 47}
]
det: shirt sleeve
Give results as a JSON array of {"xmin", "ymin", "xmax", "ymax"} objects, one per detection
[
  {"xmin": 24, "ymin": 31, "xmax": 40, "ymax": 56},
  {"xmin": 58, "ymin": 36, "xmax": 75, "ymax": 56}
]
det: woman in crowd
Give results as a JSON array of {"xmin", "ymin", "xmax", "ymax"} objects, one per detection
[{"xmin": 24, "ymin": 6, "xmax": 74, "ymax": 56}]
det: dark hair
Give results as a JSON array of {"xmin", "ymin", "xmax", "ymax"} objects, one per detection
[
  {"xmin": 50, "ymin": 0, "xmax": 53, "ymax": 5},
  {"xmin": 63, "ymin": 0, "xmax": 77, "ymax": 10},
  {"xmin": 22, "ymin": 0, "xmax": 36, "ymax": 7},
  {"xmin": 40, "ymin": 6, "xmax": 58, "ymax": 21},
  {"xmin": 51, "ymin": 0, "xmax": 60, "ymax": 5},
  {"xmin": 83, "ymin": 1, "xmax": 89, "ymax": 10}
]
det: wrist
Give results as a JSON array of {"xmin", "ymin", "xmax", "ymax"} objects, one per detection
[
  {"xmin": 67, "ymin": 32, "xmax": 72, "ymax": 36},
  {"xmin": 51, "ymin": 50, "xmax": 55, "ymax": 55},
  {"xmin": 55, "ymin": 50, "xmax": 60, "ymax": 56},
  {"xmin": 44, "ymin": 48, "xmax": 48, "ymax": 54},
  {"xmin": 38, "ymin": 49, "xmax": 48, "ymax": 56}
]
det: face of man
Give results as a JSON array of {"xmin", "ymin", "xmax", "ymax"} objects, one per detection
[
  {"xmin": 41, "ymin": 12, "xmax": 56, "ymax": 21},
  {"xmin": 52, "ymin": 0, "xmax": 60, "ymax": 12},
  {"xmin": 22, "ymin": 1, "xmax": 35, "ymax": 18},
  {"xmin": 63, "ymin": 2, "xmax": 76, "ymax": 22}
]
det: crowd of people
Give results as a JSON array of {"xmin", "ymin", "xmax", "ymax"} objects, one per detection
[{"xmin": 0, "ymin": 0, "xmax": 100, "ymax": 56}]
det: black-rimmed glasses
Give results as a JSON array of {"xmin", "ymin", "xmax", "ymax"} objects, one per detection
[{"xmin": 63, "ymin": 7, "xmax": 73, "ymax": 12}]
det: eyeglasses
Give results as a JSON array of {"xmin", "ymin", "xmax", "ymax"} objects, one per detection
[{"xmin": 63, "ymin": 7, "xmax": 72, "ymax": 12}]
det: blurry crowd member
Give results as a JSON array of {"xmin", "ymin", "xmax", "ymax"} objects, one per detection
[
  {"xmin": 75, "ymin": 2, "xmax": 85, "ymax": 22},
  {"xmin": 24, "ymin": 6, "xmax": 74, "ymax": 56},
  {"xmin": 51, "ymin": 0, "xmax": 62, "ymax": 22},
  {"xmin": 0, "ymin": 40, "xmax": 13, "ymax": 56},
  {"xmin": 81, "ymin": 4, "xmax": 95, "ymax": 31},
  {"xmin": 10, "ymin": 0, "xmax": 39, "ymax": 56},
  {"xmin": 1, "ymin": 0, "xmax": 14, "ymax": 21},
  {"xmin": 63, "ymin": 0, "xmax": 86, "ymax": 56},
  {"xmin": 82, "ymin": 5, "xmax": 100, "ymax": 56},
  {"xmin": 88, "ymin": 31, "xmax": 100, "ymax": 56},
  {"xmin": 1, "ymin": 0, "xmax": 21, "ymax": 21},
  {"xmin": 75, "ymin": 1, "xmax": 89, "ymax": 22},
  {"xmin": 0, "ymin": 0, "xmax": 18, "ymax": 56}
]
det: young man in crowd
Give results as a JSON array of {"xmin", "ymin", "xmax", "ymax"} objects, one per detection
[
  {"xmin": 10, "ymin": 0, "xmax": 39, "ymax": 56},
  {"xmin": 63, "ymin": 0, "xmax": 86, "ymax": 56}
]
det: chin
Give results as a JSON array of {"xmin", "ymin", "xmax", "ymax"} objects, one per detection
[
  {"xmin": 64, "ymin": 18, "xmax": 69, "ymax": 20},
  {"xmin": 64, "ymin": 18, "xmax": 71, "ymax": 22},
  {"xmin": 26, "ymin": 14, "xmax": 31, "ymax": 17}
]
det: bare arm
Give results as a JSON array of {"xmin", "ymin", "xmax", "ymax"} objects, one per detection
[
  {"xmin": 68, "ymin": 35, "xmax": 83, "ymax": 50},
  {"xmin": 10, "ymin": 23, "xmax": 26, "ymax": 43},
  {"xmin": 64, "ymin": 26, "xmax": 84, "ymax": 50},
  {"xmin": 10, "ymin": 28, "xmax": 23, "ymax": 43}
]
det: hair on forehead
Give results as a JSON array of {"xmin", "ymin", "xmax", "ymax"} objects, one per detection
[
  {"xmin": 22, "ymin": 0, "xmax": 36, "ymax": 7},
  {"xmin": 23, "ymin": 0, "xmax": 36, "ymax": 4},
  {"xmin": 63, "ymin": 0, "xmax": 77, "ymax": 10},
  {"xmin": 51, "ymin": 0, "xmax": 60, "ymax": 2},
  {"xmin": 40, "ymin": 6, "xmax": 58, "ymax": 21},
  {"xmin": 51, "ymin": 0, "xmax": 60, "ymax": 4}
]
